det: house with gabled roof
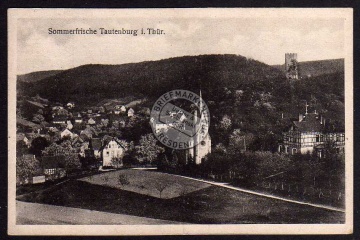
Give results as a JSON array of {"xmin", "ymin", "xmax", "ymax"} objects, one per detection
[
  {"xmin": 52, "ymin": 115, "xmax": 68, "ymax": 125},
  {"xmin": 74, "ymin": 115, "xmax": 83, "ymax": 124},
  {"xmin": 99, "ymin": 137, "xmax": 126, "ymax": 167},
  {"xmin": 127, "ymin": 108, "xmax": 135, "ymax": 117},
  {"xmin": 66, "ymin": 102, "xmax": 75, "ymax": 109},
  {"xmin": 109, "ymin": 114, "xmax": 126, "ymax": 128},
  {"xmin": 87, "ymin": 118, "xmax": 96, "ymax": 125},
  {"xmin": 61, "ymin": 129, "xmax": 75, "ymax": 139},
  {"xmin": 52, "ymin": 105, "xmax": 64, "ymax": 111},
  {"xmin": 42, "ymin": 155, "xmax": 66, "ymax": 180},
  {"xmin": 16, "ymin": 133, "xmax": 30, "ymax": 146},
  {"xmin": 26, "ymin": 100, "xmax": 45, "ymax": 109},
  {"xmin": 17, "ymin": 118, "xmax": 41, "ymax": 133},
  {"xmin": 278, "ymin": 110, "xmax": 345, "ymax": 157}
]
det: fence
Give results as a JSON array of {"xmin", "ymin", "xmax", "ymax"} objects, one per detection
[{"xmin": 201, "ymin": 171, "xmax": 344, "ymax": 208}]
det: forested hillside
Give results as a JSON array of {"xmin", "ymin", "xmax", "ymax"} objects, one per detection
[
  {"xmin": 272, "ymin": 58, "xmax": 344, "ymax": 78},
  {"xmin": 17, "ymin": 70, "xmax": 64, "ymax": 83},
  {"xmin": 17, "ymin": 55, "xmax": 283, "ymax": 104},
  {"xmin": 17, "ymin": 54, "xmax": 344, "ymax": 151}
]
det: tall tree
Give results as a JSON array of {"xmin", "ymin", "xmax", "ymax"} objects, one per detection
[
  {"xmin": 32, "ymin": 113, "xmax": 45, "ymax": 123},
  {"xmin": 16, "ymin": 155, "xmax": 41, "ymax": 184},
  {"xmin": 135, "ymin": 133, "xmax": 164, "ymax": 164},
  {"xmin": 16, "ymin": 140, "xmax": 29, "ymax": 157},
  {"xmin": 42, "ymin": 141, "xmax": 81, "ymax": 171},
  {"xmin": 29, "ymin": 136, "xmax": 49, "ymax": 157}
]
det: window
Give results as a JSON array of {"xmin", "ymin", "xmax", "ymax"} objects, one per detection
[
  {"xmin": 317, "ymin": 150, "xmax": 323, "ymax": 158},
  {"xmin": 106, "ymin": 151, "xmax": 109, "ymax": 156},
  {"xmin": 292, "ymin": 148, "xmax": 297, "ymax": 155},
  {"xmin": 316, "ymin": 135, "xmax": 320, "ymax": 142}
]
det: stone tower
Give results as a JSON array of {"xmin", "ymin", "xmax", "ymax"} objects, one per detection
[{"xmin": 285, "ymin": 53, "xmax": 299, "ymax": 80}]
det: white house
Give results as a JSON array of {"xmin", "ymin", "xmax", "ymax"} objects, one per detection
[
  {"xmin": 88, "ymin": 118, "xmax": 96, "ymax": 125},
  {"xmin": 99, "ymin": 138, "xmax": 126, "ymax": 167},
  {"xmin": 66, "ymin": 102, "xmax": 75, "ymax": 109},
  {"xmin": 120, "ymin": 105, "xmax": 126, "ymax": 112},
  {"xmin": 127, "ymin": 108, "xmax": 135, "ymax": 117},
  {"xmin": 113, "ymin": 105, "xmax": 121, "ymax": 114},
  {"xmin": 52, "ymin": 106, "xmax": 64, "ymax": 111},
  {"xmin": 16, "ymin": 133, "xmax": 30, "ymax": 146},
  {"xmin": 52, "ymin": 115, "xmax": 67, "ymax": 125},
  {"xmin": 66, "ymin": 120, "xmax": 73, "ymax": 130},
  {"xmin": 75, "ymin": 115, "xmax": 83, "ymax": 123},
  {"xmin": 61, "ymin": 129, "xmax": 75, "ymax": 139}
]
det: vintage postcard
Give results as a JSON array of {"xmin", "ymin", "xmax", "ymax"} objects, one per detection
[{"xmin": 8, "ymin": 8, "xmax": 353, "ymax": 235}]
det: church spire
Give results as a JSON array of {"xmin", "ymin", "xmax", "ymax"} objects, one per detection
[{"xmin": 199, "ymin": 89, "xmax": 203, "ymax": 115}]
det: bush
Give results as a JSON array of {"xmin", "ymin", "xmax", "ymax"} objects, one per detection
[{"xmin": 118, "ymin": 174, "xmax": 130, "ymax": 186}]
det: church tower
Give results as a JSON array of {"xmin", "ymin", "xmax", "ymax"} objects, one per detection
[
  {"xmin": 188, "ymin": 90, "xmax": 211, "ymax": 165},
  {"xmin": 285, "ymin": 53, "xmax": 299, "ymax": 80}
]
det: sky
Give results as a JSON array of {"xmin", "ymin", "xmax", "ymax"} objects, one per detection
[{"xmin": 17, "ymin": 17, "xmax": 345, "ymax": 75}]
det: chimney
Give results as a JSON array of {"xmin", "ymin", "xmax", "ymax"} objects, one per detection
[
  {"xmin": 299, "ymin": 113, "xmax": 304, "ymax": 122},
  {"xmin": 320, "ymin": 115, "xmax": 323, "ymax": 124}
]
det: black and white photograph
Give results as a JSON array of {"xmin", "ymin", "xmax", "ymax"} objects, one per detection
[{"xmin": 8, "ymin": 8, "xmax": 353, "ymax": 235}]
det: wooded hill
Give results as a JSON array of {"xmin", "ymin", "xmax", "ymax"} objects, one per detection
[
  {"xmin": 272, "ymin": 58, "xmax": 344, "ymax": 78},
  {"xmin": 17, "ymin": 54, "xmax": 284, "ymax": 105},
  {"xmin": 17, "ymin": 54, "xmax": 344, "ymax": 151},
  {"xmin": 17, "ymin": 70, "xmax": 64, "ymax": 83}
]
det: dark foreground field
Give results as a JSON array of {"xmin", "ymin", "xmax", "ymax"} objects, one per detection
[{"xmin": 17, "ymin": 170, "xmax": 344, "ymax": 224}]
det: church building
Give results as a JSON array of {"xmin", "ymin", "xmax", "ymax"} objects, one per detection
[
  {"xmin": 186, "ymin": 91, "xmax": 211, "ymax": 164},
  {"xmin": 153, "ymin": 90, "xmax": 211, "ymax": 165}
]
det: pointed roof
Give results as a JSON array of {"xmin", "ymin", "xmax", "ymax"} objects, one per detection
[
  {"xmin": 61, "ymin": 128, "xmax": 73, "ymax": 134},
  {"xmin": 26, "ymin": 100, "xmax": 45, "ymax": 108},
  {"xmin": 99, "ymin": 137, "xmax": 126, "ymax": 151},
  {"xmin": 292, "ymin": 113, "xmax": 323, "ymax": 132},
  {"xmin": 16, "ymin": 133, "xmax": 28, "ymax": 141}
]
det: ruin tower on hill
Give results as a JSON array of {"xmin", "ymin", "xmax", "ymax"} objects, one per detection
[{"xmin": 285, "ymin": 53, "xmax": 299, "ymax": 80}]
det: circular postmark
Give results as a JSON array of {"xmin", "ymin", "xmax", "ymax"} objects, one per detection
[{"xmin": 150, "ymin": 90, "xmax": 210, "ymax": 150}]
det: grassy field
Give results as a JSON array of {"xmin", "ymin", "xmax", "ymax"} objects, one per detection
[
  {"xmin": 79, "ymin": 169, "xmax": 210, "ymax": 199},
  {"xmin": 17, "ymin": 169, "xmax": 345, "ymax": 224}
]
